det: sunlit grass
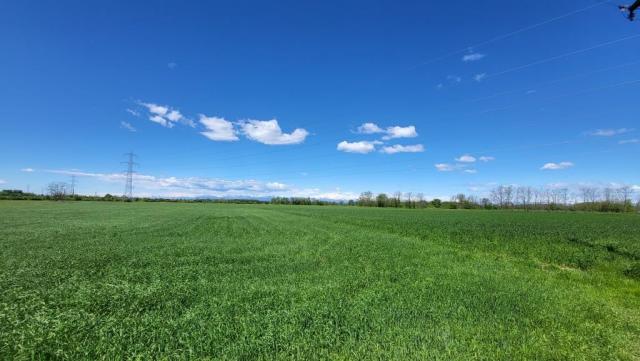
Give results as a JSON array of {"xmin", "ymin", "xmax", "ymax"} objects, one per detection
[{"xmin": 1, "ymin": 201, "xmax": 639, "ymax": 360}]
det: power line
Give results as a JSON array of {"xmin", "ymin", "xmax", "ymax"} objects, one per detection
[
  {"xmin": 468, "ymin": 58, "xmax": 640, "ymax": 103},
  {"xmin": 485, "ymin": 33, "xmax": 640, "ymax": 79},
  {"xmin": 413, "ymin": 0, "xmax": 612, "ymax": 68},
  {"xmin": 122, "ymin": 152, "xmax": 138, "ymax": 199},
  {"xmin": 478, "ymin": 77, "xmax": 640, "ymax": 115}
]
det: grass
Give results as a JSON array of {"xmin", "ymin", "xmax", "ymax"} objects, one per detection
[{"xmin": 1, "ymin": 201, "xmax": 639, "ymax": 360}]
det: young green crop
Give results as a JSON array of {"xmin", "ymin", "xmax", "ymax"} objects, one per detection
[{"xmin": 1, "ymin": 201, "xmax": 639, "ymax": 360}]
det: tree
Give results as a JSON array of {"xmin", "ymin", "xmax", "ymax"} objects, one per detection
[
  {"xmin": 358, "ymin": 191, "xmax": 374, "ymax": 207},
  {"xmin": 430, "ymin": 198, "xmax": 442, "ymax": 208},
  {"xmin": 415, "ymin": 193, "xmax": 425, "ymax": 208},
  {"xmin": 404, "ymin": 192, "xmax": 413, "ymax": 208},
  {"xmin": 47, "ymin": 182, "xmax": 68, "ymax": 201},
  {"xmin": 517, "ymin": 186, "xmax": 533, "ymax": 209},
  {"xmin": 619, "ymin": 185, "xmax": 633, "ymax": 204},
  {"xmin": 579, "ymin": 187, "xmax": 598, "ymax": 204},
  {"xmin": 490, "ymin": 185, "xmax": 513, "ymax": 208},
  {"xmin": 376, "ymin": 193, "xmax": 389, "ymax": 207},
  {"xmin": 392, "ymin": 191, "xmax": 402, "ymax": 208}
]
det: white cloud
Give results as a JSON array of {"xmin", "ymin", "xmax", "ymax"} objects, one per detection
[
  {"xmin": 380, "ymin": 144, "xmax": 424, "ymax": 154},
  {"xmin": 292, "ymin": 188, "xmax": 359, "ymax": 201},
  {"xmin": 541, "ymin": 161, "xmax": 574, "ymax": 170},
  {"xmin": 266, "ymin": 182, "xmax": 287, "ymax": 190},
  {"xmin": 166, "ymin": 110, "xmax": 183, "ymax": 122},
  {"xmin": 383, "ymin": 125, "xmax": 418, "ymax": 140},
  {"xmin": 447, "ymin": 75, "xmax": 462, "ymax": 83},
  {"xmin": 462, "ymin": 53, "xmax": 486, "ymax": 62},
  {"xmin": 337, "ymin": 141, "xmax": 377, "ymax": 154},
  {"xmin": 44, "ymin": 168, "xmax": 358, "ymax": 200},
  {"xmin": 0, "ymin": 179, "xmax": 6, "ymax": 185},
  {"xmin": 588, "ymin": 128, "xmax": 634, "ymax": 137},
  {"xmin": 455, "ymin": 154, "xmax": 476, "ymax": 163},
  {"xmin": 474, "ymin": 73, "xmax": 487, "ymax": 82},
  {"xmin": 435, "ymin": 163, "xmax": 457, "ymax": 172},
  {"xmin": 120, "ymin": 121, "xmax": 136, "ymax": 132},
  {"xmin": 239, "ymin": 119, "xmax": 309, "ymax": 145},
  {"xmin": 199, "ymin": 115, "xmax": 239, "ymax": 142},
  {"xmin": 463, "ymin": 169, "xmax": 477, "ymax": 174},
  {"xmin": 632, "ymin": 185, "xmax": 640, "ymax": 192},
  {"xmin": 21, "ymin": 168, "xmax": 35, "ymax": 172},
  {"xmin": 46, "ymin": 169, "xmax": 291, "ymax": 195},
  {"xmin": 139, "ymin": 102, "xmax": 194, "ymax": 128},
  {"xmin": 357, "ymin": 122, "xmax": 384, "ymax": 134},
  {"xmin": 355, "ymin": 123, "xmax": 419, "ymax": 140},
  {"xmin": 126, "ymin": 108, "xmax": 140, "ymax": 117},
  {"xmin": 479, "ymin": 156, "xmax": 495, "ymax": 162},
  {"xmin": 619, "ymin": 138, "xmax": 639, "ymax": 144},
  {"xmin": 149, "ymin": 114, "xmax": 171, "ymax": 127}
]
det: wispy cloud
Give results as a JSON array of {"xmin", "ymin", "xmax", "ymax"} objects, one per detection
[
  {"xmin": 540, "ymin": 161, "xmax": 574, "ymax": 170},
  {"xmin": 434, "ymin": 163, "xmax": 458, "ymax": 172},
  {"xmin": 435, "ymin": 154, "xmax": 493, "ymax": 173},
  {"xmin": 380, "ymin": 144, "xmax": 424, "ymax": 154},
  {"xmin": 447, "ymin": 75, "xmax": 462, "ymax": 83},
  {"xmin": 167, "ymin": 62, "xmax": 177, "ymax": 69},
  {"xmin": 587, "ymin": 128, "xmax": 634, "ymax": 137},
  {"xmin": 434, "ymin": 163, "xmax": 477, "ymax": 174},
  {"xmin": 618, "ymin": 138, "xmax": 639, "ymax": 144},
  {"xmin": 126, "ymin": 108, "xmax": 140, "ymax": 117},
  {"xmin": 337, "ymin": 141, "xmax": 378, "ymax": 154},
  {"xmin": 239, "ymin": 119, "xmax": 309, "ymax": 145},
  {"xmin": 462, "ymin": 52, "xmax": 486, "ymax": 62},
  {"xmin": 199, "ymin": 115, "xmax": 238, "ymax": 141},
  {"xmin": 120, "ymin": 121, "xmax": 136, "ymax": 132},
  {"xmin": 474, "ymin": 73, "xmax": 487, "ymax": 82},
  {"xmin": 45, "ymin": 169, "xmax": 357, "ymax": 200},
  {"xmin": 47, "ymin": 169, "xmax": 289, "ymax": 194},
  {"xmin": 21, "ymin": 168, "xmax": 35, "ymax": 172},
  {"xmin": 455, "ymin": 154, "xmax": 476, "ymax": 163},
  {"xmin": 139, "ymin": 101, "xmax": 195, "ymax": 128},
  {"xmin": 0, "ymin": 179, "xmax": 6, "ymax": 185}
]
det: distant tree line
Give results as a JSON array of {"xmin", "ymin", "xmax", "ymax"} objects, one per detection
[
  {"xmin": 2, "ymin": 182, "xmax": 638, "ymax": 213},
  {"xmin": 270, "ymin": 197, "xmax": 337, "ymax": 206},
  {"xmin": 353, "ymin": 185, "xmax": 639, "ymax": 213},
  {"xmin": 0, "ymin": 187, "xmax": 268, "ymax": 204}
]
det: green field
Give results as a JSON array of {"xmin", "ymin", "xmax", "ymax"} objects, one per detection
[{"xmin": 1, "ymin": 201, "xmax": 639, "ymax": 360}]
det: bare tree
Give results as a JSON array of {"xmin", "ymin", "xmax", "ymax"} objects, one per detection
[
  {"xmin": 405, "ymin": 192, "xmax": 413, "ymax": 208},
  {"xmin": 619, "ymin": 185, "xmax": 633, "ymax": 204},
  {"xmin": 515, "ymin": 186, "xmax": 533, "ymax": 210},
  {"xmin": 603, "ymin": 187, "xmax": 615, "ymax": 204},
  {"xmin": 490, "ymin": 186, "xmax": 504, "ymax": 207},
  {"xmin": 490, "ymin": 185, "xmax": 513, "ymax": 208},
  {"xmin": 504, "ymin": 186, "xmax": 513, "ymax": 208},
  {"xmin": 579, "ymin": 187, "xmax": 598, "ymax": 204},
  {"xmin": 358, "ymin": 191, "xmax": 374, "ymax": 207},
  {"xmin": 47, "ymin": 182, "xmax": 68, "ymax": 201},
  {"xmin": 392, "ymin": 191, "xmax": 402, "ymax": 208},
  {"xmin": 415, "ymin": 193, "xmax": 425, "ymax": 208}
]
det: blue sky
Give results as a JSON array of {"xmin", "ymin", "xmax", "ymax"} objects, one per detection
[{"xmin": 1, "ymin": 0, "xmax": 638, "ymax": 199}]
